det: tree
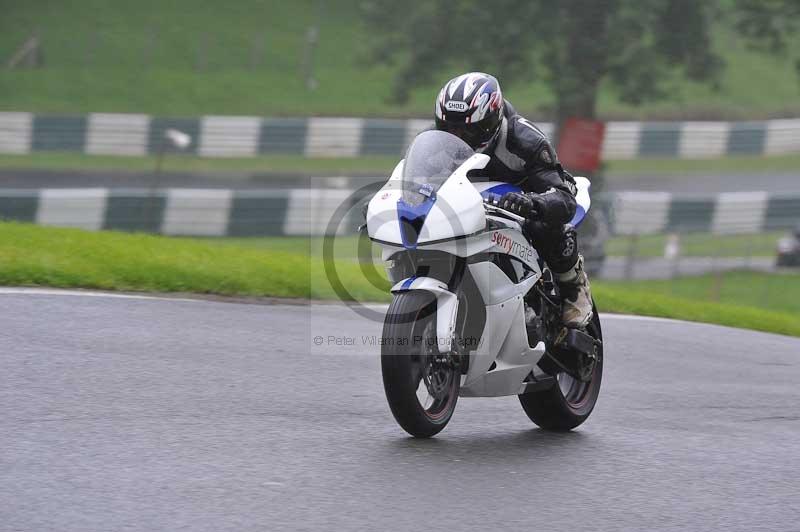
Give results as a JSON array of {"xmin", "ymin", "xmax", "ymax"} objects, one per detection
[
  {"xmin": 733, "ymin": 0, "xmax": 800, "ymax": 75},
  {"xmin": 360, "ymin": 0, "xmax": 726, "ymax": 133}
]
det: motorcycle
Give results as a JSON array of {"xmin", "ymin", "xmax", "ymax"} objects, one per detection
[{"xmin": 365, "ymin": 130, "xmax": 603, "ymax": 438}]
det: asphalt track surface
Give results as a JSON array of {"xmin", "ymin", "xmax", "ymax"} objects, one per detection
[
  {"xmin": 2, "ymin": 289, "xmax": 799, "ymax": 531},
  {"xmin": 604, "ymin": 172, "xmax": 800, "ymax": 195}
]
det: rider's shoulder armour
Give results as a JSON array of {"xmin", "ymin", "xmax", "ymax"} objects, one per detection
[
  {"xmin": 482, "ymin": 102, "xmax": 575, "ymax": 195},
  {"xmin": 502, "ymin": 110, "xmax": 560, "ymax": 175}
]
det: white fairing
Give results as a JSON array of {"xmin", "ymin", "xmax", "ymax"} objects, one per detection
[
  {"xmin": 418, "ymin": 164, "xmax": 486, "ymax": 242},
  {"xmin": 572, "ymin": 176, "xmax": 592, "ymax": 227},
  {"xmin": 460, "ymin": 261, "xmax": 546, "ymax": 396},
  {"xmin": 574, "ymin": 176, "xmax": 591, "ymax": 211},
  {"xmin": 368, "ymin": 137, "xmax": 594, "ymax": 397},
  {"xmin": 379, "ymin": 220, "xmax": 539, "ymax": 272},
  {"xmin": 366, "ymin": 179, "xmax": 404, "ymax": 244},
  {"xmin": 366, "ymin": 153, "xmax": 489, "ymax": 244}
]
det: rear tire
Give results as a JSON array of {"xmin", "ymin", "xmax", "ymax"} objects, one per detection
[
  {"xmin": 381, "ymin": 291, "xmax": 460, "ymax": 438},
  {"xmin": 518, "ymin": 303, "xmax": 603, "ymax": 431}
]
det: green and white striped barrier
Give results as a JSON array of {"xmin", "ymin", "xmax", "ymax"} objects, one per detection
[
  {"xmin": 2, "ymin": 112, "xmax": 800, "ymax": 159},
  {"xmin": 0, "ymin": 187, "xmax": 797, "ymax": 237}
]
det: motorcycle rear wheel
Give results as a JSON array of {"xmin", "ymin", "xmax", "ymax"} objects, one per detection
[
  {"xmin": 518, "ymin": 303, "xmax": 603, "ymax": 431},
  {"xmin": 381, "ymin": 291, "xmax": 460, "ymax": 438}
]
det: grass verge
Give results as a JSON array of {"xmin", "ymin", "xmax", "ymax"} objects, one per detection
[
  {"xmin": 206, "ymin": 233, "xmax": 785, "ymax": 259},
  {"xmin": 1, "ymin": 222, "xmax": 797, "ymax": 337},
  {"xmin": 604, "ymin": 231, "xmax": 784, "ymax": 258},
  {"xmin": 593, "ymin": 284, "xmax": 800, "ymax": 338},
  {"xmin": 0, "ymin": 153, "xmax": 399, "ymax": 176},
  {"xmin": 600, "ymin": 271, "xmax": 800, "ymax": 315},
  {"xmin": 0, "ymin": 222, "xmax": 386, "ymax": 301}
]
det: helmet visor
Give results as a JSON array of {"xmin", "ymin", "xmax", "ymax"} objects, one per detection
[{"xmin": 437, "ymin": 120, "xmax": 497, "ymax": 149}]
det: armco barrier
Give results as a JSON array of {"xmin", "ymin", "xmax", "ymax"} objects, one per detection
[
  {"xmin": 610, "ymin": 191, "xmax": 800, "ymax": 235},
  {"xmin": 1, "ymin": 187, "xmax": 798, "ymax": 237},
  {"xmin": 0, "ymin": 188, "xmax": 365, "ymax": 237},
  {"xmin": 2, "ymin": 112, "xmax": 800, "ymax": 160}
]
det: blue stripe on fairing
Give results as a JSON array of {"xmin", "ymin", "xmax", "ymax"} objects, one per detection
[
  {"xmin": 480, "ymin": 183, "xmax": 521, "ymax": 201},
  {"xmin": 397, "ymin": 196, "xmax": 436, "ymax": 249},
  {"xmin": 482, "ymin": 182, "xmax": 589, "ymax": 226},
  {"xmin": 400, "ymin": 276, "xmax": 417, "ymax": 290},
  {"xmin": 570, "ymin": 205, "xmax": 586, "ymax": 227}
]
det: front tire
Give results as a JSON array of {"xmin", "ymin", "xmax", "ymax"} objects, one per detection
[
  {"xmin": 381, "ymin": 291, "xmax": 460, "ymax": 438},
  {"xmin": 518, "ymin": 303, "xmax": 603, "ymax": 431}
]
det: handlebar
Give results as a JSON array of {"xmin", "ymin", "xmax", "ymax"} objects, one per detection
[{"xmin": 483, "ymin": 197, "xmax": 528, "ymax": 223}]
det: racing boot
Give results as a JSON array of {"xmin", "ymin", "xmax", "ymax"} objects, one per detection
[{"xmin": 555, "ymin": 255, "xmax": 593, "ymax": 329}]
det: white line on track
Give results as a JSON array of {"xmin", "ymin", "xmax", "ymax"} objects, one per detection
[
  {"xmin": 0, "ymin": 287, "xmax": 727, "ymax": 329},
  {"xmin": 0, "ymin": 287, "xmax": 204, "ymax": 303},
  {"xmin": 601, "ymin": 313, "xmax": 684, "ymax": 324}
]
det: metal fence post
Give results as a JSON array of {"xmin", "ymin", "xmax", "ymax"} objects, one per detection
[
  {"xmin": 665, "ymin": 232, "xmax": 681, "ymax": 281},
  {"xmin": 84, "ymin": 28, "xmax": 100, "ymax": 67},
  {"xmin": 196, "ymin": 33, "xmax": 208, "ymax": 72},
  {"xmin": 624, "ymin": 233, "xmax": 638, "ymax": 280},
  {"xmin": 143, "ymin": 27, "xmax": 157, "ymax": 69},
  {"xmin": 709, "ymin": 244, "xmax": 724, "ymax": 302},
  {"xmin": 302, "ymin": 26, "xmax": 319, "ymax": 90},
  {"xmin": 250, "ymin": 32, "xmax": 264, "ymax": 71}
]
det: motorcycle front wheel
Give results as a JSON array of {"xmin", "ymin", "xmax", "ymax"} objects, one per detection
[
  {"xmin": 518, "ymin": 302, "xmax": 603, "ymax": 431},
  {"xmin": 381, "ymin": 291, "xmax": 460, "ymax": 438}
]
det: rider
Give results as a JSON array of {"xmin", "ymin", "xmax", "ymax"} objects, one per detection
[{"xmin": 434, "ymin": 72, "xmax": 593, "ymax": 329}]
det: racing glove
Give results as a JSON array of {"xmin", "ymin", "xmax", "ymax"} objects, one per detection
[{"xmin": 498, "ymin": 192, "xmax": 545, "ymax": 220}]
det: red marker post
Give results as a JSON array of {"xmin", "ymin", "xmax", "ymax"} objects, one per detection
[
  {"xmin": 556, "ymin": 118, "xmax": 608, "ymax": 275},
  {"xmin": 557, "ymin": 118, "xmax": 606, "ymax": 174}
]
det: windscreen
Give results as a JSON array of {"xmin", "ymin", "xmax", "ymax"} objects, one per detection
[{"xmin": 401, "ymin": 130, "xmax": 474, "ymax": 206}]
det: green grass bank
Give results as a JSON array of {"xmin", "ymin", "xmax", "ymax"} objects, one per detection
[
  {"xmin": 2, "ymin": 0, "xmax": 799, "ymax": 119},
  {"xmin": 0, "ymin": 222, "xmax": 797, "ymax": 337}
]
